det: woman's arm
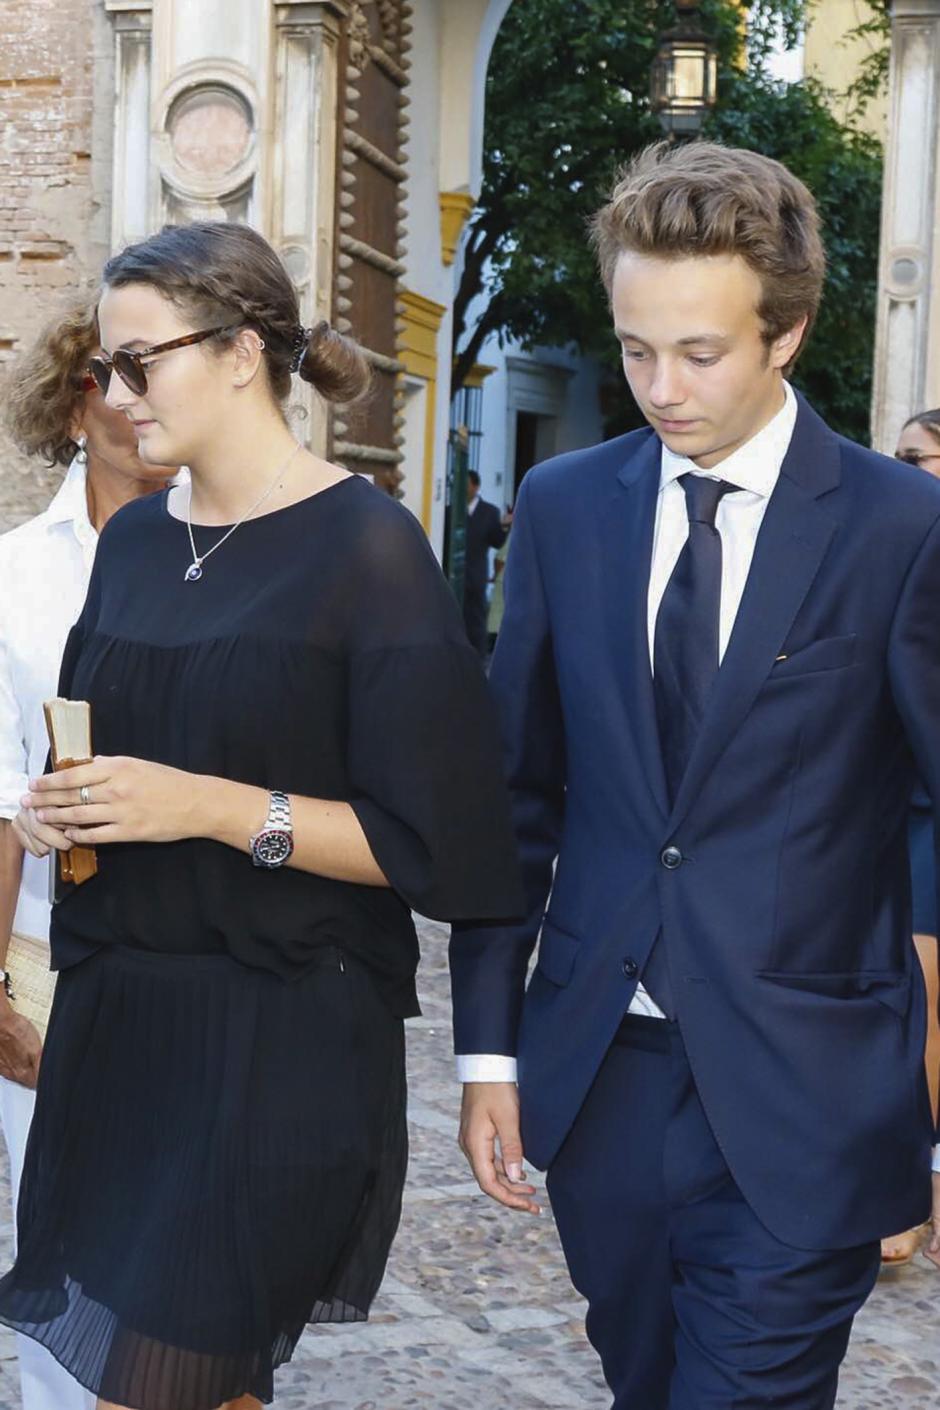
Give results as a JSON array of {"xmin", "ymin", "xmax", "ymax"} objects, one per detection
[{"xmin": 18, "ymin": 758, "xmax": 390, "ymax": 888}]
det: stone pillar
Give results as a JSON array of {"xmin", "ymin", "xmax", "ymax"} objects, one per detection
[
  {"xmin": 272, "ymin": 2, "xmax": 344, "ymax": 457},
  {"xmin": 872, "ymin": 0, "xmax": 940, "ymax": 452}
]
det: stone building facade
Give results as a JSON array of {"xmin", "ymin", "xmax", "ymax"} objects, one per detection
[
  {"xmin": 0, "ymin": 0, "xmax": 112, "ymax": 526},
  {"xmin": 0, "ymin": 0, "xmax": 512, "ymax": 553}
]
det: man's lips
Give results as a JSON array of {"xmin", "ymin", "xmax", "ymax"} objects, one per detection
[
  {"xmin": 130, "ymin": 419, "xmax": 156, "ymax": 430},
  {"xmin": 656, "ymin": 417, "xmax": 700, "ymax": 433}
]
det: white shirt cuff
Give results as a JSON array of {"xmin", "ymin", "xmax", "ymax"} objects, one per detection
[
  {"xmin": 456, "ymin": 1054, "xmax": 518, "ymax": 1083},
  {"xmin": 932, "ymin": 1145, "xmax": 940, "ymax": 1175}
]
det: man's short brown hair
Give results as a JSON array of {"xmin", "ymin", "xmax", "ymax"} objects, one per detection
[{"xmin": 591, "ymin": 141, "xmax": 826, "ymax": 367}]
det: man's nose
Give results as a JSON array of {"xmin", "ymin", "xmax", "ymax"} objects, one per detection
[{"xmin": 648, "ymin": 362, "xmax": 685, "ymax": 409}]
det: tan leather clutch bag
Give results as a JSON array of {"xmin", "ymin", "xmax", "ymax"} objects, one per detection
[{"xmin": 6, "ymin": 932, "xmax": 56, "ymax": 1040}]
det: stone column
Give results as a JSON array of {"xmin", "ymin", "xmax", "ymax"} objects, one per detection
[
  {"xmin": 872, "ymin": 0, "xmax": 940, "ymax": 452},
  {"xmin": 272, "ymin": 2, "xmax": 344, "ymax": 457}
]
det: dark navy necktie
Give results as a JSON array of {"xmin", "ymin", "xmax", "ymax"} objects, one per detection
[
  {"xmin": 653, "ymin": 473, "xmax": 736, "ymax": 804},
  {"xmin": 644, "ymin": 473, "xmax": 735, "ymax": 1017}
]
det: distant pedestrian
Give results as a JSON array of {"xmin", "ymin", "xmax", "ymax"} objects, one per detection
[
  {"xmin": 880, "ymin": 407, "xmax": 940, "ymax": 1268},
  {"xmin": 463, "ymin": 470, "xmax": 507, "ymax": 656},
  {"xmin": 487, "ymin": 509, "xmax": 513, "ymax": 652}
]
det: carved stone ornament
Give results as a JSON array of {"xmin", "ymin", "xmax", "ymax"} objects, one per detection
[{"xmin": 348, "ymin": 3, "xmax": 373, "ymax": 72}]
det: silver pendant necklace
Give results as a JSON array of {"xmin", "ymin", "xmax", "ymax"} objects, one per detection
[{"xmin": 184, "ymin": 444, "xmax": 302, "ymax": 583}]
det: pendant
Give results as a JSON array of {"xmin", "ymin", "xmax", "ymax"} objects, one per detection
[{"xmin": 184, "ymin": 561, "xmax": 204, "ymax": 583}]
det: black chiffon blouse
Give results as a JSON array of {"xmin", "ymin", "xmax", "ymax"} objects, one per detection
[{"xmin": 51, "ymin": 476, "xmax": 523, "ymax": 1016}]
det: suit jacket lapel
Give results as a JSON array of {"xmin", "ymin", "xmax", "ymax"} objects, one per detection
[
  {"xmin": 667, "ymin": 396, "xmax": 842, "ymax": 835},
  {"xmin": 601, "ymin": 433, "xmax": 669, "ymax": 822}
]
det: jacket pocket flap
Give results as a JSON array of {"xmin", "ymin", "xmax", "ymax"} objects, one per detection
[
  {"xmin": 758, "ymin": 968, "xmax": 910, "ymax": 1014},
  {"xmin": 536, "ymin": 919, "xmax": 581, "ymax": 988},
  {"xmin": 770, "ymin": 634, "xmax": 858, "ymax": 679}
]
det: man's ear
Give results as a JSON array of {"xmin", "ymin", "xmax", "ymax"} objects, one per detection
[
  {"xmin": 230, "ymin": 328, "xmax": 266, "ymax": 387},
  {"xmin": 771, "ymin": 316, "xmax": 809, "ymax": 370}
]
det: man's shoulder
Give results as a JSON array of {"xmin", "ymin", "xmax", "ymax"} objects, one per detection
[{"xmin": 523, "ymin": 427, "xmax": 655, "ymax": 505}]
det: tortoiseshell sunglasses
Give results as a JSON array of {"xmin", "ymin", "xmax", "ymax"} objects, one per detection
[{"xmin": 86, "ymin": 325, "xmax": 239, "ymax": 397}]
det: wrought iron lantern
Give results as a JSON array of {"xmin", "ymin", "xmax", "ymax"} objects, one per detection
[{"xmin": 650, "ymin": 1, "xmax": 719, "ymax": 136}]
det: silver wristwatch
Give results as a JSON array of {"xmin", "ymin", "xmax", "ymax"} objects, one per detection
[{"xmin": 249, "ymin": 790, "xmax": 294, "ymax": 868}]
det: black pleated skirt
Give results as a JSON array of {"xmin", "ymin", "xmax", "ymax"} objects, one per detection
[{"xmin": 0, "ymin": 943, "xmax": 407, "ymax": 1410}]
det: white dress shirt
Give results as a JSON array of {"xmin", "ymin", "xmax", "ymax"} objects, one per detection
[
  {"xmin": 458, "ymin": 385, "xmax": 800, "ymax": 1081},
  {"xmin": 0, "ymin": 458, "xmax": 99, "ymax": 943}
]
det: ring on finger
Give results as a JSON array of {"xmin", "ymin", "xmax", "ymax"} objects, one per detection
[{"xmin": 80, "ymin": 785, "xmax": 92, "ymax": 807}]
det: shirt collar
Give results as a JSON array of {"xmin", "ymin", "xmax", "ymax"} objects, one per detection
[
  {"xmin": 659, "ymin": 381, "xmax": 797, "ymax": 498},
  {"xmin": 42, "ymin": 455, "xmax": 96, "ymax": 536}
]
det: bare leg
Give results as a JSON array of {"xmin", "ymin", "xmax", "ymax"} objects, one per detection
[{"xmin": 880, "ymin": 932, "xmax": 939, "ymax": 1264}]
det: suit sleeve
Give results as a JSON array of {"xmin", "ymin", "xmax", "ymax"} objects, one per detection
[
  {"xmin": 887, "ymin": 512, "xmax": 940, "ymax": 1147},
  {"xmin": 487, "ymin": 504, "xmax": 508, "ymax": 552},
  {"xmin": 450, "ymin": 470, "xmax": 566, "ymax": 1056}
]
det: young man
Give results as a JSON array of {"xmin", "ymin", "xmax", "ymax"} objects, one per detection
[{"xmin": 451, "ymin": 141, "xmax": 940, "ymax": 1410}]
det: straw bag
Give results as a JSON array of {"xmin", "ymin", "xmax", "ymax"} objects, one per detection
[{"xmin": 6, "ymin": 932, "xmax": 56, "ymax": 1041}]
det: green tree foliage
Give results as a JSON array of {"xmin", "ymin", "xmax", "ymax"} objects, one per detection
[{"xmin": 456, "ymin": 0, "xmax": 884, "ymax": 444}]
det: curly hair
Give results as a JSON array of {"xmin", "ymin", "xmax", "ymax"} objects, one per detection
[
  {"xmin": 4, "ymin": 293, "xmax": 99, "ymax": 468},
  {"xmin": 590, "ymin": 141, "xmax": 826, "ymax": 371},
  {"xmin": 102, "ymin": 222, "xmax": 371, "ymax": 405}
]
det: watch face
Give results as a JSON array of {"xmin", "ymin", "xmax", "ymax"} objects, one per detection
[{"xmin": 252, "ymin": 830, "xmax": 293, "ymax": 867}]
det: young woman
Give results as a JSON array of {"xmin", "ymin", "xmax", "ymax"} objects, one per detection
[
  {"xmin": 0, "ymin": 222, "xmax": 522, "ymax": 1410},
  {"xmin": 0, "ymin": 294, "xmax": 175, "ymax": 1410}
]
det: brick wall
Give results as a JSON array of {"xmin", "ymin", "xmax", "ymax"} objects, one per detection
[{"xmin": 0, "ymin": 0, "xmax": 105, "ymax": 530}]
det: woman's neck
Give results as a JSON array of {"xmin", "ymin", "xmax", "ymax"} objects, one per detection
[
  {"xmin": 85, "ymin": 457, "xmax": 170, "ymax": 534},
  {"xmin": 185, "ymin": 418, "xmax": 304, "ymax": 525}
]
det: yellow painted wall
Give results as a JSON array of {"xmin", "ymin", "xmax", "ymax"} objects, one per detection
[{"xmin": 802, "ymin": 0, "xmax": 887, "ymax": 139}]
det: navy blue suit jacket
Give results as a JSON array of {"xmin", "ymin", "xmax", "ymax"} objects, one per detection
[{"xmin": 450, "ymin": 394, "xmax": 940, "ymax": 1251}]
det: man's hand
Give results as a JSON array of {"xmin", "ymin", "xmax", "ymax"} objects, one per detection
[
  {"xmin": 0, "ymin": 991, "xmax": 41, "ymax": 1089},
  {"xmin": 459, "ymin": 1081, "xmax": 540, "ymax": 1214},
  {"xmin": 925, "ymin": 1172, "xmax": 940, "ymax": 1269}
]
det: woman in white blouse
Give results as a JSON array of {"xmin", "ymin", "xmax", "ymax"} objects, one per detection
[{"xmin": 0, "ymin": 295, "xmax": 173, "ymax": 1410}]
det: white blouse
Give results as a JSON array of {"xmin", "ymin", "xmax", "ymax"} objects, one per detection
[{"xmin": 0, "ymin": 458, "xmax": 98, "ymax": 942}]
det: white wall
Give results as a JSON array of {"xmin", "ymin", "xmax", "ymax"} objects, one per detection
[{"xmin": 474, "ymin": 340, "xmax": 605, "ymax": 511}]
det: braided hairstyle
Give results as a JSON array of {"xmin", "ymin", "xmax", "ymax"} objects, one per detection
[{"xmin": 101, "ymin": 222, "xmax": 370, "ymax": 405}]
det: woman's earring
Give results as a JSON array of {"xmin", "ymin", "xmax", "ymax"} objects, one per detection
[{"xmin": 75, "ymin": 434, "xmax": 88, "ymax": 465}]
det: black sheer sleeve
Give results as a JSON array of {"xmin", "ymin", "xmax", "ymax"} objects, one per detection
[{"xmin": 345, "ymin": 499, "xmax": 523, "ymax": 921}]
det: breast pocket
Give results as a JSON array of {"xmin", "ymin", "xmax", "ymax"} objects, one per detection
[{"xmin": 769, "ymin": 634, "xmax": 858, "ymax": 680}]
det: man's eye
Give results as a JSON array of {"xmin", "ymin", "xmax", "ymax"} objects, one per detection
[
  {"xmin": 689, "ymin": 356, "xmax": 719, "ymax": 367},
  {"xmin": 622, "ymin": 349, "xmax": 646, "ymax": 361}
]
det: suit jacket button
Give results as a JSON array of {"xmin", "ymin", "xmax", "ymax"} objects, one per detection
[
  {"xmin": 622, "ymin": 957, "xmax": 639, "ymax": 979},
  {"xmin": 661, "ymin": 845, "xmax": 683, "ymax": 869}
]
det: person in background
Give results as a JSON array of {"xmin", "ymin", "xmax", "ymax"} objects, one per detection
[
  {"xmin": 463, "ymin": 469, "xmax": 508, "ymax": 657},
  {"xmin": 881, "ymin": 407, "xmax": 940, "ymax": 1266},
  {"xmin": 486, "ymin": 504, "xmax": 513, "ymax": 654},
  {"xmin": 0, "ymin": 294, "xmax": 175, "ymax": 1410},
  {"xmin": 895, "ymin": 409, "xmax": 940, "ymax": 479}
]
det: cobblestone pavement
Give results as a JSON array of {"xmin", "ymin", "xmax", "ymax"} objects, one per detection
[{"xmin": 0, "ymin": 920, "xmax": 937, "ymax": 1408}]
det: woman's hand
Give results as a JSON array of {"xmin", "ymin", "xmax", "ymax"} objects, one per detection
[
  {"xmin": 11, "ymin": 804, "xmax": 72, "ymax": 859},
  {"xmin": 21, "ymin": 756, "xmax": 205, "ymax": 846}
]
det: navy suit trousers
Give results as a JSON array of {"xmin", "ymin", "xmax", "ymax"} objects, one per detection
[{"xmin": 545, "ymin": 1016, "xmax": 881, "ymax": 1410}]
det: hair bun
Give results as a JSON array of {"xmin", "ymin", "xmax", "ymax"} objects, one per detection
[{"xmin": 295, "ymin": 320, "xmax": 370, "ymax": 403}]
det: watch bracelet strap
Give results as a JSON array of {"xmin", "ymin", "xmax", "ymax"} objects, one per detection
[{"xmin": 265, "ymin": 789, "xmax": 292, "ymax": 831}]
